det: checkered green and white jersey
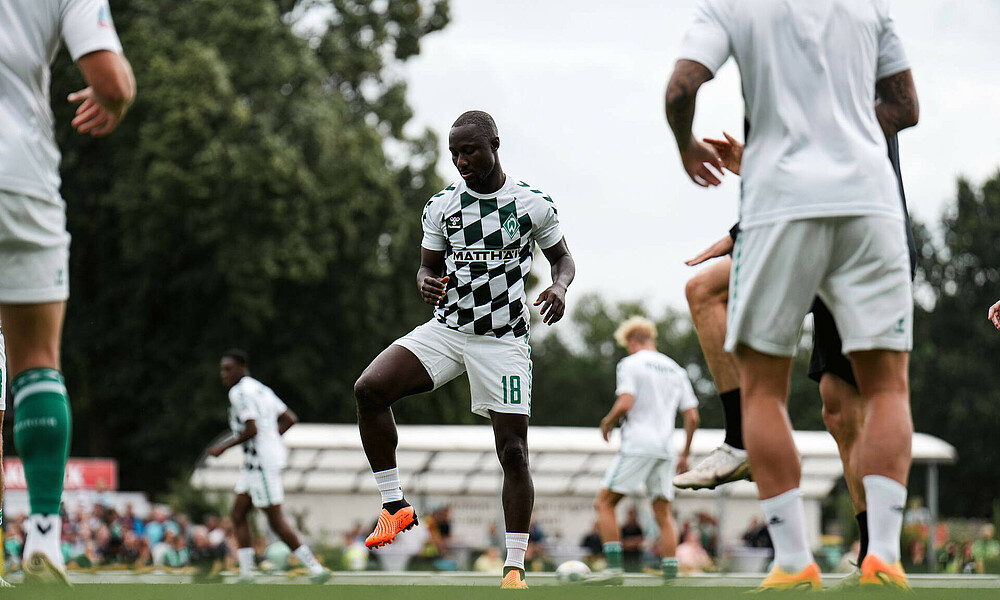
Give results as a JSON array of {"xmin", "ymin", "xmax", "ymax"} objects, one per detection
[
  {"xmin": 421, "ymin": 176, "xmax": 564, "ymax": 338},
  {"xmin": 228, "ymin": 376, "xmax": 288, "ymax": 471}
]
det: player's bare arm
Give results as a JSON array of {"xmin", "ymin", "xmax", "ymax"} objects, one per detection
[
  {"xmin": 599, "ymin": 393, "xmax": 635, "ymax": 442},
  {"xmin": 875, "ymin": 69, "xmax": 919, "ymax": 138},
  {"xmin": 988, "ymin": 300, "xmax": 1000, "ymax": 330},
  {"xmin": 534, "ymin": 238, "xmax": 575, "ymax": 325},
  {"xmin": 678, "ymin": 407, "xmax": 700, "ymax": 474},
  {"xmin": 277, "ymin": 409, "xmax": 299, "ymax": 435},
  {"xmin": 71, "ymin": 50, "xmax": 136, "ymax": 137},
  {"xmin": 665, "ymin": 59, "xmax": 724, "ymax": 187},
  {"xmin": 209, "ymin": 419, "xmax": 258, "ymax": 457},
  {"xmin": 686, "ymin": 234, "xmax": 735, "ymax": 267},
  {"xmin": 703, "ymin": 131, "xmax": 743, "ymax": 175},
  {"xmin": 417, "ymin": 247, "xmax": 449, "ymax": 306}
]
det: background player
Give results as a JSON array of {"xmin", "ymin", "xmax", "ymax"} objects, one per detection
[
  {"xmin": 590, "ymin": 317, "xmax": 699, "ymax": 584},
  {"xmin": 208, "ymin": 349, "xmax": 331, "ymax": 584},
  {"xmin": 1, "ymin": 0, "xmax": 135, "ymax": 585},
  {"xmin": 353, "ymin": 110, "xmax": 575, "ymax": 589},
  {"xmin": 668, "ymin": 0, "xmax": 919, "ymax": 590}
]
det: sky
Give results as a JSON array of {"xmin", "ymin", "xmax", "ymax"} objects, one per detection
[{"xmin": 401, "ymin": 0, "xmax": 1000, "ymax": 313}]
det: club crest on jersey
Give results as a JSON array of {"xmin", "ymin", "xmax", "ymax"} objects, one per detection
[
  {"xmin": 454, "ymin": 249, "xmax": 519, "ymax": 264},
  {"xmin": 503, "ymin": 213, "xmax": 519, "ymax": 237},
  {"xmin": 447, "ymin": 215, "xmax": 462, "ymax": 231}
]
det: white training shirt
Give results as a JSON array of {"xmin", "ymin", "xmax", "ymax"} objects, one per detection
[
  {"xmin": 0, "ymin": 0, "xmax": 123, "ymax": 202},
  {"xmin": 677, "ymin": 0, "xmax": 910, "ymax": 229},
  {"xmin": 228, "ymin": 376, "xmax": 289, "ymax": 471},
  {"xmin": 615, "ymin": 350, "xmax": 699, "ymax": 458}
]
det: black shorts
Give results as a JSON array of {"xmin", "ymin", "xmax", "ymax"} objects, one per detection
[{"xmin": 808, "ymin": 298, "xmax": 858, "ymax": 388}]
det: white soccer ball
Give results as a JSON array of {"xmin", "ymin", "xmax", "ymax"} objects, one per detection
[{"xmin": 555, "ymin": 560, "xmax": 591, "ymax": 584}]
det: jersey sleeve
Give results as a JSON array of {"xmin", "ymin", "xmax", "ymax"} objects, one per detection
[
  {"xmin": 60, "ymin": 0, "xmax": 123, "ymax": 62},
  {"xmin": 676, "ymin": 0, "xmax": 732, "ymax": 75},
  {"xmin": 875, "ymin": 1, "xmax": 910, "ymax": 80},
  {"xmin": 531, "ymin": 193, "xmax": 564, "ymax": 250},
  {"xmin": 420, "ymin": 196, "xmax": 448, "ymax": 251},
  {"xmin": 229, "ymin": 386, "xmax": 259, "ymax": 422},
  {"xmin": 615, "ymin": 359, "xmax": 638, "ymax": 397},
  {"xmin": 677, "ymin": 371, "xmax": 700, "ymax": 411}
]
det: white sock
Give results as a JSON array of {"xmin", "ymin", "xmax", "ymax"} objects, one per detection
[
  {"xmin": 504, "ymin": 532, "xmax": 530, "ymax": 570},
  {"xmin": 864, "ymin": 475, "xmax": 907, "ymax": 564},
  {"xmin": 238, "ymin": 547, "xmax": 255, "ymax": 577},
  {"xmin": 373, "ymin": 468, "xmax": 403, "ymax": 503},
  {"xmin": 294, "ymin": 544, "xmax": 324, "ymax": 575},
  {"xmin": 24, "ymin": 514, "xmax": 64, "ymax": 567},
  {"xmin": 760, "ymin": 488, "xmax": 813, "ymax": 573}
]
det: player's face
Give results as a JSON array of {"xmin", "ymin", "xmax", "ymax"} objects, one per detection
[
  {"xmin": 449, "ymin": 125, "xmax": 498, "ymax": 191},
  {"xmin": 220, "ymin": 357, "xmax": 242, "ymax": 388}
]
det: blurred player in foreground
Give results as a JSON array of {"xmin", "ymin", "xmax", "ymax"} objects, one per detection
[
  {"xmin": 667, "ymin": 0, "xmax": 918, "ymax": 590},
  {"xmin": 989, "ymin": 301, "xmax": 1000, "ymax": 331},
  {"xmin": 589, "ymin": 317, "xmax": 699, "ymax": 585},
  {"xmin": 1, "ymin": 0, "xmax": 135, "ymax": 585},
  {"xmin": 209, "ymin": 349, "xmax": 331, "ymax": 584},
  {"xmin": 354, "ymin": 110, "xmax": 576, "ymax": 589}
]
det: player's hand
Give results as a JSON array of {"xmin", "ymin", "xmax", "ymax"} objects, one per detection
[
  {"xmin": 988, "ymin": 300, "xmax": 1000, "ymax": 330},
  {"xmin": 680, "ymin": 137, "xmax": 724, "ymax": 187},
  {"xmin": 207, "ymin": 446, "xmax": 225, "ymax": 458},
  {"xmin": 685, "ymin": 234, "xmax": 735, "ymax": 266},
  {"xmin": 68, "ymin": 87, "xmax": 124, "ymax": 137},
  {"xmin": 420, "ymin": 275, "xmax": 449, "ymax": 306},
  {"xmin": 534, "ymin": 283, "xmax": 567, "ymax": 325},
  {"xmin": 600, "ymin": 417, "xmax": 615, "ymax": 442},
  {"xmin": 703, "ymin": 131, "xmax": 743, "ymax": 175},
  {"xmin": 677, "ymin": 453, "xmax": 691, "ymax": 474}
]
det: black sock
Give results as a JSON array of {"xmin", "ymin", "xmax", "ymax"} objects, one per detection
[
  {"xmin": 383, "ymin": 499, "xmax": 410, "ymax": 514},
  {"xmin": 720, "ymin": 389, "xmax": 744, "ymax": 449},
  {"xmin": 856, "ymin": 511, "xmax": 869, "ymax": 564}
]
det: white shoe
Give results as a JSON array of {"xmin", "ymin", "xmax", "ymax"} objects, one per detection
[
  {"xmin": 672, "ymin": 444, "xmax": 751, "ymax": 489},
  {"xmin": 0, "ymin": 574, "xmax": 13, "ymax": 587},
  {"xmin": 234, "ymin": 574, "xmax": 256, "ymax": 584},
  {"xmin": 583, "ymin": 568, "xmax": 624, "ymax": 586},
  {"xmin": 22, "ymin": 515, "xmax": 70, "ymax": 585},
  {"xmin": 23, "ymin": 553, "xmax": 71, "ymax": 586}
]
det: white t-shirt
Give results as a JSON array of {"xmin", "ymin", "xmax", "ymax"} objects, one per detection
[
  {"xmin": 615, "ymin": 350, "xmax": 699, "ymax": 458},
  {"xmin": 677, "ymin": 0, "xmax": 910, "ymax": 229},
  {"xmin": 228, "ymin": 376, "xmax": 289, "ymax": 471},
  {"xmin": 0, "ymin": 0, "xmax": 123, "ymax": 202}
]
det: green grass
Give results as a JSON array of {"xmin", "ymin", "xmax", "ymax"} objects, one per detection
[{"xmin": 5, "ymin": 585, "xmax": 1000, "ymax": 600}]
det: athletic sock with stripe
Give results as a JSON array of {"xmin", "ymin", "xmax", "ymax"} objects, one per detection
[{"xmin": 13, "ymin": 369, "xmax": 71, "ymax": 515}]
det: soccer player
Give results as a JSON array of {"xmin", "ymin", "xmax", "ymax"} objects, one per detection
[
  {"xmin": 208, "ymin": 349, "xmax": 331, "ymax": 584},
  {"xmin": 1, "ymin": 0, "xmax": 135, "ymax": 585},
  {"xmin": 354, "ymin": 110, "xmax": 576, "ymax": 589},
  {"xmin": 667, "ymin": 0, "xmax": 919, "ymax": 590},
  {"xmin": 590, "ymin": 317, "xmax": 699, "ymax": 584}
]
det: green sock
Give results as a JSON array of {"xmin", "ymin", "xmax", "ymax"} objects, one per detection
[
  {"xmin": 603, "ymin": 541, "xmax": 623, "ymax": 570},
  {"xmin": 13, "ymin": 369, "xmax": 71, "ymax": 515},
  {"xmin": 662, "ymin": 557, "xmax": 678, "ymax": 579}
]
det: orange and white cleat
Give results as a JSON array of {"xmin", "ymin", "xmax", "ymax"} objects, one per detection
[
  {"xmin": 364, "ymin": 505, "xmax": 418, "ymax": 549},
  {"xmin": 501, "ymin": 568, "xmax": 528, "ymax": 589},
  {"xmin": 755, "ymin": 562, "xmax": 822, "ymax": 592},
  {"xmin": 860, "ymin": 554, "xmax": 910, "ymax": 590}
]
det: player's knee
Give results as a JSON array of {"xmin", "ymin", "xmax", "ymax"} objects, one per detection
[
  {"xmin": 594, "ymin": 493, "xmax": 614, "ymax": 513},
  {"xmin": 498, "ymin": 438, "xmax": 529, "ymax": 472},
  {"xmin": 685, "ymin": 273, "xmax": 721, "ymax": 316},
  {"xmin": 354, "ymin": 375, "xmax": 387, "ymax": 411}
]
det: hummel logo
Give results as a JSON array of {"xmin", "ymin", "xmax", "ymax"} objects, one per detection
[
  {"xmin": 447, "ymin": 216, "xmax": 461, "ymax": 229},
  {"xmin": 37, "ymin": 523, "xmax": 52, "ymax": 535},
  {"xmin": 768, "ymin": 516, "xmax": 784, "ymax": 526},
  {"xmin": 891, "ymin": 505, "xmax": 905, "ymax": 514}
]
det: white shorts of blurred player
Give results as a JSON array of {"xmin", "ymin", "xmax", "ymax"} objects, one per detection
[
  {"xmin": 0, "ymin": 191, "xmax": 70, "ymax": 304},
  {"xmin": 235, "ymin": 468, "xmax": 285, "ymax": 508},
  {"xmin": 394, "ymin": 319, "xmax": 531, "ymax": 418},
  {"xmin": 725, "ymin": 215, "xmax": 913, "ymax": 357},
  {"xmin": 601, "ymin": 454, "xmax": 677, "ymax": 501}
]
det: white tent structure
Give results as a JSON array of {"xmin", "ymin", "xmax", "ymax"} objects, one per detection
[{"xmin": 192, "ymin": 425, "xmax": 955, "ymax": 569}]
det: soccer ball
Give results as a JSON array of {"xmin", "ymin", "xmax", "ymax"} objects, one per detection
[{"xmin": 555, "ymin": 560, "xmax": 591, "ymax": 584}]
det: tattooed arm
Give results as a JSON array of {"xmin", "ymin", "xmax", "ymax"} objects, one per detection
[
  {"xmin": 875, "ymin": 69, "xmax": 919, "ymax": 137},
  {"xmin": 665, "ymin": 59, "xmax": 724, "ymax": 187}
]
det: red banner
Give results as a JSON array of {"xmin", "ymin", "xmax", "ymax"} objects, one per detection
[{"xmin": 2, "ymin": 458, "xmax": 117, "ymax": 491}]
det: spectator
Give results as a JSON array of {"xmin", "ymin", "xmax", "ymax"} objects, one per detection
[
  {"xmin": 620, "ymin": 508, "xmax": 644, "ymax": 572},
  {"xmin": 162, "ymin": 532, "xmax": 190, "ymax": 568},
  {"xmin": 473, "ymin": 546, "xmax": 504, "ymax": 574},
  {"xmin": 743, "ymin": 517, "xmax": 772, "ymax": 550},
  {"xmin": 971, "ymin": 524, "xmax": 1000, "ymax": 573},
  {"xmin": 676, "ymin": 529, "xmax": 713, "ymax": 574},
  {"xmin": 580, "ymin": 521, "xmax": 603, "ymax": 557}
]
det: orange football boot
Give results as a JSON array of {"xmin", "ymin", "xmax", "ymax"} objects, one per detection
[
  {"xmin": 364, "ymin": 505, "xmax": 418, "ymax": 549},
  {"xmin": 756, "ymin": 562, "xmax": 822, "ymax": 591},
  {"xmin": 860, "ymin": 554, "xmax": 910, "ymax": 590},
  {"xmin": 501, "ymin": 568, "xmax": 528, "ymax": 589}
]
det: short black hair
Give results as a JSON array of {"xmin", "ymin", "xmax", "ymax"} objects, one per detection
[
  {"xmin": 222, "ymin": 348, "xmax": 248, "ymax": 367},
  {"xmin": 452, "ymin": 110, "xmax": 498, "ymax": 138}
]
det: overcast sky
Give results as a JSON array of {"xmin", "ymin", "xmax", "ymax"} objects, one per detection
[{"xmin": 401, "ymin": 0, "xmax": 1000, "ymax": 313}]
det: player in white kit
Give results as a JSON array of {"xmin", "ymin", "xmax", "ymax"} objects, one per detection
[
  {"xmin": 590, "ymin": 317, "xmax": 699, "ymax": 584},
  {"xmin": 208, "ymin": 349, "xmax": 331, "ymax": 584},
  {"xmin": 667, "ymin": 0, "xmax": 919, "ymax": 590},
  {"xmin": 1, "ymin": 0, "xmax": 135, "ymax": 585}
]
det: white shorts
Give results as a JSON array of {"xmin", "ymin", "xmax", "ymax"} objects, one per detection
[
  {"xmin": 235, "ymin": 468, "xmax": 284, "ymax": 507},
  {"xmin": 394, "ymin": 319, "xmax": 532, "ymax": 418},
  {"xmin": 725, "ymin": 216, "xmax": 913, "ymax": 357},
  {"xmin": 601, "ymin": 454, "xmax": 676, "ymax": 501},
  {"xmin": 0, "ymin": 191, "xmax": 70, "ymax": 303},
  {"xmin": 0, "ymin": 332, "xmax": 6, "ymax": 410}
]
